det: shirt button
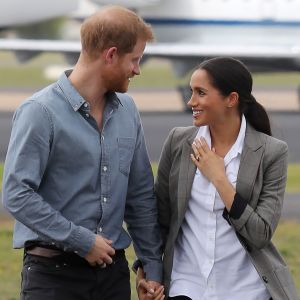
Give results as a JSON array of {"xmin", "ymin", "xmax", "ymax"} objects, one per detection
[
  {"xmin": 84, "ymin": 103, "xmax": 88, "ymax": 108},
  {"xmin": 103, "ymin": 197, "xmax": 107, "ymax": 203},
  {"xmin": 74, "ymin": 250, "xmax": 78, "ymax": 254},
  {"xmin": 85, "ymin": 113, "xmax": 89, "ymax": 118},
  {"xmin": 103, "ymin": 166, "xmax": 107, "ymax": 172},
  {"xmin": 98, "ymin": 227, "xmax": 103, "ymax": 233},
  {"xmin": 101, "ymin": 135, "xmax": 104, "ymax": 141}
]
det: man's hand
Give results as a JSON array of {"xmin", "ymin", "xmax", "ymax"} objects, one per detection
[
  {"xmin": 136, "ymin": 267, "xmax": 165, "ymax": 300},
  {"xmin": 85, "ymin": 235, "xmax": 115, "ymax": 266}
]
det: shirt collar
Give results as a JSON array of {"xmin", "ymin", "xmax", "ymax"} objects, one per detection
[
  {"xmin": 57, "ymin": 70, "xmax": 122, "ymax": 112},
  {"xmin": 196, "ymin": 124, "xmax": 212, "ymax": 148},
  {"xmin": 234, "ymin": 114, "xmax": 246, "ymax": 156},
  {"xmin": 106, "ymin": 92, "xmax": 123, "ymax": 110},
  {"xmin": 57, "ymin": 70, "xmax": 86, "ymax": 111},
  {"xmin": 224, "ymin": 115, "xmax": 246, "ymax": 165},
  {"xmin": 195, "ymin": 115, "xmax": 246, "ymax": 165}
]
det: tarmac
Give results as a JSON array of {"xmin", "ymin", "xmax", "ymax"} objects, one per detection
[
  {"xmin": 0, "ymin": 86, "xmax": 300, "ymax": 112},
  {"xmin": 0, "ymin": 87, "xmax": 299, "ymax": 220}
]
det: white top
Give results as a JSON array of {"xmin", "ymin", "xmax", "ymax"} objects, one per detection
[{"xmin": 169, "ymin": 116, "xmax": 270, "ymax": 300}]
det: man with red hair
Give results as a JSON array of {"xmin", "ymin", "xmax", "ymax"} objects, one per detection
[{"xmin": 3, "ymin": 6, "xmax": 163, "ymax": 300}]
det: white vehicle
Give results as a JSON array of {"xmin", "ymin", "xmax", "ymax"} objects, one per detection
[{"xmin": 1, "ymin": 0, "xmax": 300, "ymax": 105}]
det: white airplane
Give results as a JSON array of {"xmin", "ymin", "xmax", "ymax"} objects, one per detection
[
  {"xmin": 1, "ymin": 0, "xmax": 300, "ymax": 104},
  {"xmin": 0, "ymin": 0, "xmax": 79, "ymax": 28},
  {"xmin": 92, "ymin": 0, "xmax": 300, "ymax": 74}
]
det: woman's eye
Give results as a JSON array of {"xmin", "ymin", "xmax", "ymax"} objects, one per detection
[{"xmin": 190, "ymin": 88, "xmax": 205, "ymax": 96}]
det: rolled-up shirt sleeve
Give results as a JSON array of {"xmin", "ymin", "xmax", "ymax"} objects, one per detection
[{"xmin": 2, "ymin": 100, "xmax": 95, "ymax": 257}]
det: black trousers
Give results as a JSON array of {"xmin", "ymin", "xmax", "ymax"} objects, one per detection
[
  {"xmin": 168, "ymin": 296, "xmax": 272, "ymax": 300},
  {"xmin": 21, "ymin": 250, "xmax": 130, "ymax": 300},
  {"xmin": 168, "ymin": 297, "xmax": 191, "ymax": 300}
]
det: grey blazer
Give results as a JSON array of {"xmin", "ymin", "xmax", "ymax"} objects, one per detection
[{"xmin": 155, "ymin": 123, "xmax": 299, "ymax": 300}]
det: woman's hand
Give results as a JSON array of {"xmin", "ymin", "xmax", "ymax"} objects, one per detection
[
  {"xmin": 136, "ymin": 267, "xmax": 165, "ymax": 300},
  {"xmin": 191, "ymin": 137, "xmax": 226, "ymax": 185},
  {"xmin": 191, "ymin": 136, "xmax": 236, "ymax": 211}
]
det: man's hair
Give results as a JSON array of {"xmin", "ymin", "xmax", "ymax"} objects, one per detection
[{"xmin": 80, "ymin": 6, "xmax": 154, "ymax": 58}]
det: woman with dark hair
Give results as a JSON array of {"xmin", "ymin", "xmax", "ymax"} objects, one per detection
[{"xmin": 137, "ymin": 57, "xmax": 298, "ymax": 300}]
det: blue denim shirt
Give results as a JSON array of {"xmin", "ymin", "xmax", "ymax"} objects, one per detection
[{"xmin": 2, "ymin": 71, "xmax": 162, "ymax": 281}]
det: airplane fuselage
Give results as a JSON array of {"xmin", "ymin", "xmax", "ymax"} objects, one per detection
[
  {"xmin": 93, "ymin": 0, "xmax": 300, "ymax": 47},
  {"xmin": 0, "ymin": 0, "xmax": 79, "ymax": 28}
]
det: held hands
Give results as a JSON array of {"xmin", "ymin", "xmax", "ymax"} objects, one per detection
[
  {"xmin": 136, "ymin": 267, "xmax": 165, "ymax": 300},
  {"xmin": 191, "ymin": 137, "xmax": 226, "ymax": 185},
  {"xmin": 84, "ymin": 234, "xmax": 115, "ymax": 267}
]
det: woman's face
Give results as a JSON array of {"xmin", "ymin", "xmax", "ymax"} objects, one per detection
[{"xmin": 187, "ymin": 69, "xmax": 230, "ymax": 127}]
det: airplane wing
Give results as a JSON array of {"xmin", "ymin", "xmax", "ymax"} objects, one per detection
[
  {"xmin": 1, "ymin": 38, "xmax": 300, "ymax": 73},
  {"xmin": 146, "ymin": 43, "xmax": 300, "ymax": 74},
  {"xmin": 0, "ymin": 39, "xmax": 80, "ymax": 54},
  {"xmin": 0, "ymin": 39, "xmax": 81, "ymax": 64}
]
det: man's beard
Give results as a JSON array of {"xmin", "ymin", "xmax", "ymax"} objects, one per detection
[{"xmin": 106, "ymin": 74, "xmax": 130, "ymax": 93}]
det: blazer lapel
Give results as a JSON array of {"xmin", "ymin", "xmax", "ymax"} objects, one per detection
[
  {"xmin": 236, "ymin": 124, "xmax": 266, "ymax": 202},
  {"xmin": 175, "ymin": 123, "xmax": 265, "ymax": 223},
  {"xmin": 177, "ymin": 129, "xmax": 198, "ymax": 225}
]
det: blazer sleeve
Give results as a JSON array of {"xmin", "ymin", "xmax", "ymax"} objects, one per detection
[
  {"xmin": 155, "ymin": 128, "xmax": 176, "ymax": 246},
  {"xmin": 227, "ymin": 138, "xmax": 288, "ymax": 250}
]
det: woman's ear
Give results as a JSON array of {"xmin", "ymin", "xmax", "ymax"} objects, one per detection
[{"xmin": 227, "ymin": 92, "xmax": 239, "ymax": 108}]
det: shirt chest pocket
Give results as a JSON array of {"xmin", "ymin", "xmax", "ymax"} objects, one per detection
[{"xmin": 117, "ymin": 137, "xmax": 135, "ymax": 176}]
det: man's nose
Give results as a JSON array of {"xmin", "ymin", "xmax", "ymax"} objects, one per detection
[{"xmin": 133, "ymin": 64, "xmax": 141, "ymax": 75}]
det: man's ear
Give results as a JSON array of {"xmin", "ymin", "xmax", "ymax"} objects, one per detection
[
  {"xmin": 227, "ymin": 92, "xmax": 239, "ymax": 108},
  {"xmin": 104, "ymin": 47, "xmax": 118, "ymax": 64}
]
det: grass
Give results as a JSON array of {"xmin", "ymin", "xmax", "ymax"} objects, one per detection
[
  {"xmin": 2, "ymin": 51, "xmax": 300, "ymax": 89},
  {"xmin": 0, "ymin": 219, "xmax": 299, "ymax": 299},
  {"xmin": 0, "ymin": 162, "xmax": 299, "ymax": 194},
  {"xmin": 253, "ymin": 72, "xmax": 300, "ymax": 87},
  {"xmin": 0, "ymin": 52, "xmax": 64, "ymax": 89},
  {"xmin": 273, "ymin": 220, "xmax": 300, "ymax": 292},
  {"xmin": 0, "ymin": 220, "xmax": 23, "ymax": 300},
  {"xmin": 3, "ymin": 163, "xmax": 298, "ymax": 192},
  {"xmin": 0, "ymin": 155, "xmax": 300, "ymax": 300},
  {"xmin": 0, "ymin": 52, "xmax": 182, "ymax": 89},
  {"xmin": 0, "ymin": 219, "xmax": 138, "ymax": 300},
  {"xmin": 0, "ymin": 67, "xmax": 53, "ymax": 89},
  {"xmin": 151, "ymin": 162, "xmax": 300, "ymax": 194},
  {"xmin": 0, "ymin": 162, "xmax": 299, "ymax": 299},
  {"xmin": 287, "ymin": 164, "xmax": 300, "ymax": 193}
]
